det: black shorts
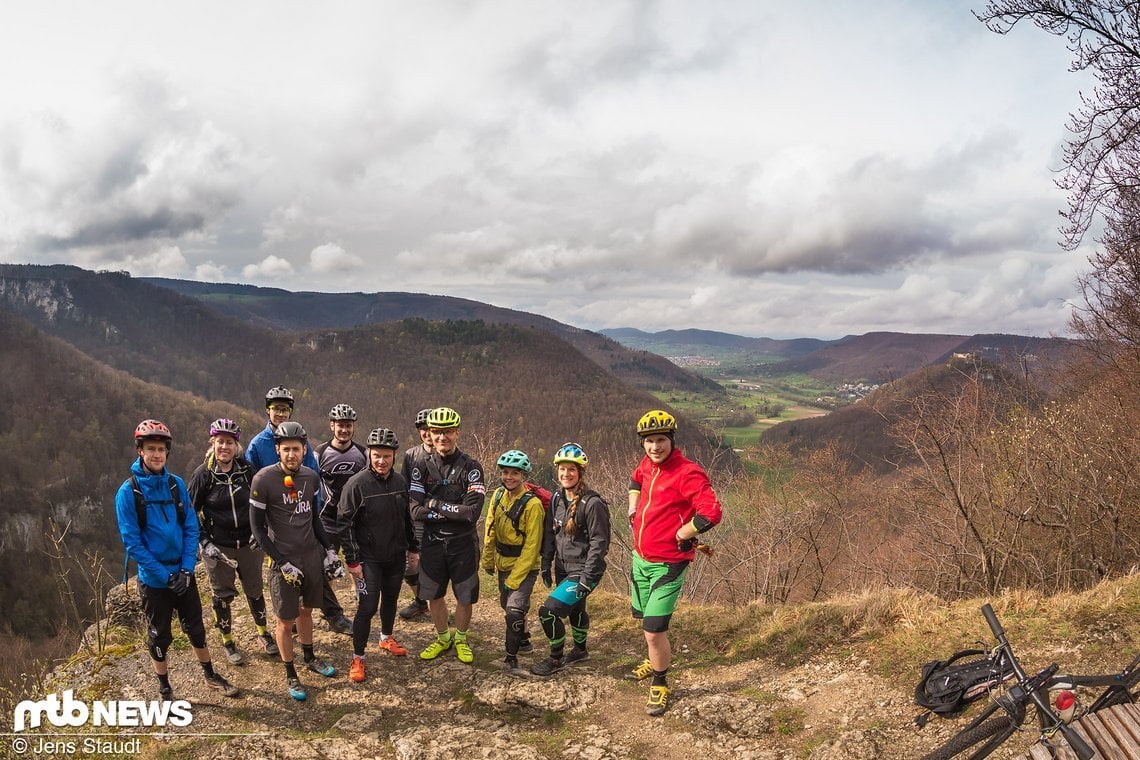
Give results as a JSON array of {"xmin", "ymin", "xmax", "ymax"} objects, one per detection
[
  {"xmin": 418, "ymin": 533, "xmax": 480, "ymax": 604},
  {"xmin": 139, "ymin": 578, "xmax": 207, "ymax": 652},
  {"xmin": 268, "ymin": 550, "xmax": 324, "ymax": 620}
]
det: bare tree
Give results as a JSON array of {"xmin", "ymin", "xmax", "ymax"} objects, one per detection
[{"xmin": 976, "ymin": 1, "xmax": 1140, "ymax": 250}]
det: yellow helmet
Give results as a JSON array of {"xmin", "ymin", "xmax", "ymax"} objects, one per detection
[
  {"xmin": 637, "ymin": 410, "xmax": 677, "ymax": 437},
  {"xmin": 426, "ymin": 406, "xmax": 461, "ymax": 429}
]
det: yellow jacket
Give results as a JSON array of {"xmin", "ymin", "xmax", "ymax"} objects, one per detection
[{"xmin": 481, "ymin": 486, "xmax": 545, "ymax": 590}]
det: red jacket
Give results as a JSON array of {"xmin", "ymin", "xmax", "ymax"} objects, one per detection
[{"xmin": 630, "ymin": 448, "xmax": 722, "ymax": 563}]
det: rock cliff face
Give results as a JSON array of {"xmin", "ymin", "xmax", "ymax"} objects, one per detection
[{"xmin": 0, "ymin": 276, "xmax": 82, "ymax": 324}]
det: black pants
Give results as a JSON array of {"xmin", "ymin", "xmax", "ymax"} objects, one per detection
[{"xmin": 352, "ymin": 558, "xmax": 405, "ymax": 655}]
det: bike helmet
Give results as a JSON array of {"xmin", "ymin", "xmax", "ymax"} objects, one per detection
[
  {"xmin": 134, "ymin": 419, "xmax": 173, "ymax": 446},
  {"xmin": 209, "ymin": 418, "xmax": 241, "ymax": 441},
  {"xmin": 273, "ymin": 420, "xmax": 308, "ymax": 442},
  {"xmin": 329, "ymin": 403, "xmax": 357, "ymax": 421},
  {"xmin": 426, "ymin": 407, "xmax": 461, "ymax": 429},
  {"xmin": 265, "ymin": 386, "xmax": 295, "ymax": 409},
  {"xmin": 496, "ymin": 449, "xmax": 533, "ymax": 473},
  {"xmin": 366, "ymin": 428, "xmax": 400, "ymax": 449},
  {"xmin": 637, "ymin": 410, "xmax": 677, "ymax": 437},
  {"xmin": 553, "ymin": 442, "xmax": 588, "ymax": 468},
  {"xmin": 414, "ymin": 408, "xmax": 433, "ymax": 430}
]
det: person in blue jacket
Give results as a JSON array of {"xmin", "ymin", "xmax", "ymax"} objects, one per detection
[
  {"xmin": 246, "ymin": 386, "xmax": 320, "ymax": 473},
  {"xmin": 246, "ymin": 385, "xmax": 352, "ymax": 634},
  {"xmin": 115, "ymin": 419, "xmax": 239, "ymax": 701}
]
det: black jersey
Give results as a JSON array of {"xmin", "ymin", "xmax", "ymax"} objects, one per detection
[
  {"xmin": 314, "ymin": 440, "xmax": 367, "ymax": 514},
  {"xmin": 187, "ymin": 454, "xmax": 255, "ymax": 548},
  {"xmin": 408, "ymin": 449, "xmax": 486, "ymax": 540}
]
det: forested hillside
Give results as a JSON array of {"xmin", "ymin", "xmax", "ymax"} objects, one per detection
[
  {"xmin": 145, "ymin": 275, "xmax": 724, "ymax": 395},
  {"xmin": 0, "ymin": 310, "xmax": 251, "ymax": 636}
]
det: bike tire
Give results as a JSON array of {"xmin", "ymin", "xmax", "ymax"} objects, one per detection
[{"xmin": 921, "ymin": 716, "xmax": 1019, "ymax": 760}]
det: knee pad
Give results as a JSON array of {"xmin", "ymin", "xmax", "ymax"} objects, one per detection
[
  {"xmin": 506, "ymin": 607, "xmax": 527, "ymax": 634},
  {"xmin": 147, "ymin": 626, "xmax": 172, "ymax": 662},
  {"xmin": 247, "ymin": 595, "xmax": 268, "ymax": 627},
  {"xmin": 212, "ymin": 597, "xmax": 233, "ymax": 633}
]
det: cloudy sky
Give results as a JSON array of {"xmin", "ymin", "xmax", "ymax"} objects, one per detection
[{"xmin": 0, "ymin": 1, "xmax": 1094, "ymax": 339}]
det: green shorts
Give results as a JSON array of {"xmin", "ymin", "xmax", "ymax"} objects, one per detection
[{"xmin": 630, "ymin": 551, "xmax": 689, "ymax": 633}]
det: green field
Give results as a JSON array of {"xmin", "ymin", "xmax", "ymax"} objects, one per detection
[{"xmin": 654, "ymin": 370, "xmax": 839, "ymax": 449}]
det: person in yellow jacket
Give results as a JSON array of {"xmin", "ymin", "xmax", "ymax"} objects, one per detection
[{"xmin": 481, "ymin": 449, "xmax": 545, "ymax": 676}]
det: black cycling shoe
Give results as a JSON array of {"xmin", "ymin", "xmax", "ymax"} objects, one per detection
[
  {"xmin": 204, "ymin": 672, "xmax": 240, "ymax": 698},
  {"xmin": 530, "ymin": 656, "xmax": 565, "ymax": 678},
  {"xmin": 564, "ymin": 646, "xmax": 589, "ymax": 666},
  {"xmin": 398, "ymin": 599, "xmax": 429, "ymax": 620},
  {"xmin": 325, "ymin": 614, "xmax": 353, "ymax": 635}
]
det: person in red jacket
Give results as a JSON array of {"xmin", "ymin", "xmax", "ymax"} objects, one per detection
[{"xmin": 627, "ymin": 410, "xmax": 722, "ymax": 716}]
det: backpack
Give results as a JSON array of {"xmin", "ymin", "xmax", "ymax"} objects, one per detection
[
  {"xmin": 492, "ymin": 487, "xmax": 547, "ymax": 535},
  {"xmin": 121, "ymin": 474, "xmax": 186, "ymax": 583},
  {"xmin": 523, "ymin": 481, "xmax": 552, "ymax": 511},
  {"xmin": 914, "ymin": 648, "xmax": 1016, "ymax": 727}
]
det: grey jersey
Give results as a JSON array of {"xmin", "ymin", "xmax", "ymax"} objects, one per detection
[{"xmin": 250, "ymin": 464, "xmax": 322, "ymax": 563}]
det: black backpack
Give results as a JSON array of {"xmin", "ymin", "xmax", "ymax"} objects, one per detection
[
  {"xmin": 914, "ymin": 648, "xmax": 1016, "ymax": 727},
  {"xmin": 121, "ymin": 474, "xmax": 186, "ymax": 583}
]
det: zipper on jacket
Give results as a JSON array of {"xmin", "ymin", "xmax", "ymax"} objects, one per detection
[{"xmin": 635, "ymin": 465, "xmax": 661, "ymax": 551}]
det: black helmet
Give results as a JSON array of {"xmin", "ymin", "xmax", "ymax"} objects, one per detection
[
  {"xmin": 273, "ymin": 420, "xmax": 307, "ymax": 442},
  {"xmin": 414, "ymin": 408, "xmax": 432, "ymax": 430},
  {"xmin": 366, "ymin": 428, "xmax": 399, "ymax": 449},
  {"xmin": 265, "ymin": 386, "xmax": 294, "ymax": 408},
  {"xmin": 329, "ymin": 403, "xmax": 357, "ymax": 421}
]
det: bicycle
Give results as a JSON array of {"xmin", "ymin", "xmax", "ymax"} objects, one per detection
[{"xmin": 922, "ymin": 603, "xmax": 1139, "ymax": 760}]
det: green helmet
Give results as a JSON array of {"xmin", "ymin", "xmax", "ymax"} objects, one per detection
[
  {"xmin": 426, "ymin": 407, "xmax": 461, "ymax": 429},
  {"xmin": 496, "ymin": 449, "xmax": 533, "ymax": 473},
  {"xmin": 553, "ymin": 442, "xmax": 588, "ymax": 468}
]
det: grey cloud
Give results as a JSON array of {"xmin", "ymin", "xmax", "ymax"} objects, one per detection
[
  {"xmin": 34, "ymin": 208, "xmax": 207, "ymax": 252},
  {"xmin": 500, "ymin": 5, "xmax": 740, "ymax": 108},
  {"xmin": 645, "ymin": 134, "xmax": 1061, "ymax": 278}
]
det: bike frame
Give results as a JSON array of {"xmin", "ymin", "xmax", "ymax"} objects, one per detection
[{"xmin": 924, "ymin": 605, "xmax": 1138, "ymax": 760}]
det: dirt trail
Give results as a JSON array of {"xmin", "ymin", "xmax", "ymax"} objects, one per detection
[{"xmin": 25, "ymin": 576, "xmax": 1043, "ymax": 760}]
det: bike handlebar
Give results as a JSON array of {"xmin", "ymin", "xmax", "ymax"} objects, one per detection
[{"xmin": 979, "ymin": 603, "xmax": 1097, "ymax": 760}]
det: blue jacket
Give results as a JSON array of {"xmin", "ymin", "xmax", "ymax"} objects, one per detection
[
  {"xmin": 246, "ymin": 422, "xmax": 322, "ymax": 508},
  {"xmin": 115, "ymin": 458, "xmax": 198, "ymax": 589}
]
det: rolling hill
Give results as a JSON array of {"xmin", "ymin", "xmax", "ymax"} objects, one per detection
[{"xmin": 144, "ymin": 276, "xmax": 724, "ymax": 396}]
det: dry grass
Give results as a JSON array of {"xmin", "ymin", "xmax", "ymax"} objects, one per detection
[{"xmin": 582, "ymin": 571, "xmax": 1140, "ymax": 686}]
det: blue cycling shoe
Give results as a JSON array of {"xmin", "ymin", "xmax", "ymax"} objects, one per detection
[{"xmin": 305, "ymin": 658, "xmax": 336, "ymax": 677}]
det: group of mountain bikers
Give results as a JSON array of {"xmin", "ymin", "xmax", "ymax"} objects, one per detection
[{"xmin": 116, "ymin": 385, "xmax": 722, "ymax": 716}]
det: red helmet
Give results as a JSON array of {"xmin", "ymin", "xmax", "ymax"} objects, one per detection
[{"xmin": 134, "ymin": 419, "xmax": 173, "ymax": 446}]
